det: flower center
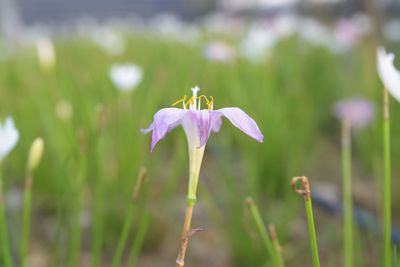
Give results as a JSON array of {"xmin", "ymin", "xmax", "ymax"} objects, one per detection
[{"xmin": 172, "ymin": 87, "xmax": 214, "ymax": 111}]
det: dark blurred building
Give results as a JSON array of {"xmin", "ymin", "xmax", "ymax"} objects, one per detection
[
  {"xmin": 0, "ymin": 0, "xmax": 399, "ymax": 35},
  {"xmin": 12, "ymin": 0, "xmax": 216, "ymax": 25}
]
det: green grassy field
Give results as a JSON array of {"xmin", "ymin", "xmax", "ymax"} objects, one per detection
[{"xmin": 0, "ymin": 28, "xmax": 399, "ymax": 267}]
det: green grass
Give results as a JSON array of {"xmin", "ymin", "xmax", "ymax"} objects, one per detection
[{"xmin": 0, "ymin": 32, "xmax": 397, "ymax": 266}]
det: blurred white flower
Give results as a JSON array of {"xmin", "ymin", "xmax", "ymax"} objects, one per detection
[
  {"xmin": 241, "ymin": 25, "xmax": 277, "ymax": 62},
  {"xmin": 297, "ymin": 18, "xmax": 333, "ymax": 49},
  {"xmin": 91, "ymin": 28, "xmax": 125, "ymax": 56},
  {"xmin": 270, "ymin": 14, "xmax": 297, "ymax": 38},
  {"xmin": 55, "ymin": 100, "xmax": 73, "ymax": 121},
  {"xmin": 333, "ymin": 98, "xmax": 374, "ymax": 129},
  {"xmin": 109, "ymin": 63, "xmax": 143, "ymax": 92},
  {"xmin": 0, "ymin": 117, "xmax": 19, "ymax": 162},
  {"xmin": 149, "ymin": 14, "xmax": 200, "ymax": 45},
  {"xmin": 36, "ymin": 37, "xmax": 56, "ymax": 71},
  {"xmin": 377, "ymin": 47, "xmax": 400, "ymax": 102},
  {"xmin": 203, "ymin": 41, "xmax": 235, "ymax": 62}
]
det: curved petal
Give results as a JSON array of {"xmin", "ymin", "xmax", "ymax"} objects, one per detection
[
  {"xmin": 213, "ymin": 107, "xmax": 264, "ymax": 143},
  {"xmin": 377, "ymin": 47, "xmax": 400, "ymax": 102},
  {"xmin": 141, "ymin": 108, "xmax": 186, "ymax": 151}
]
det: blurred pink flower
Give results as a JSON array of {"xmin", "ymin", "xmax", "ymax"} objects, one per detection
[
  {"xmin": 334, "ymin": 18, "xmax": 360, "ymax": 49},
  {"xmin": 333, "ymin": 98, "xmax": 374, "ymax": 129},
  {"xmin": 203, "ymin": 41, "xmax": 235, "ymax": 62}
]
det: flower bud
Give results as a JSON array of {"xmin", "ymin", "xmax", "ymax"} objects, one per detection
[{"xmin": 27, "ymin": 138, "xmax": 44, "ymax": 173}]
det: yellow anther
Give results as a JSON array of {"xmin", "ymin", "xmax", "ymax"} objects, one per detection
[
  {"xmin": 172, "ymin": 95, "xmax": 187, "ymax": 107},
  {"xmin": 173, "ymin": 94, "xmax": 214, "ymax": 110},
  {"xmin": 207, "ymin": 96, "xmax": 214, "ymax": 110}
]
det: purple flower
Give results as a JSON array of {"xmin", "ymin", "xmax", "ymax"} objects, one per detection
[
  {"xmin": 141, "ymin": 87, "xmax": 264, "ymax": 152},
  {"xmin": 333, "ymin": 98, "xmax": 375, "ymax": 129}
]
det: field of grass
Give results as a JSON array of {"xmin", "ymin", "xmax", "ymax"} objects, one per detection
[{"xmin": 0, "ymin": 21, "xmax": 400, "ymax": 267}]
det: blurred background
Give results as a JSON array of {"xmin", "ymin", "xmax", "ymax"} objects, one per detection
[{"xmin": 0, "ymin": 0, "xmax": 400, "ymax": 266}]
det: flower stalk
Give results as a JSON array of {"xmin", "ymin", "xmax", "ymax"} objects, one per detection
[
  {"xmin": 291, "ymin": 176, "xmax": 320, "ymax": 267},
  {"xmin": 176, "ymin": 146, "xmax": 204, "ymax": 267},
  {"xmin": 383, "ymin": 88, "xmax": 392, "ymax": 267},
  {"xmin": 176, "ymin": 203, "xmax": 195, "ymax": 267},
  {"xmin": 0, "ymin": 162, "xmax": 11, "ymax": 267},
  {"xmin": 20, "ymin": 171, "xmax": 33, "ymax": 267},
  {"xmin": 20, "ymin": 138, "xmax": 44, "ymax": 267},
  {"xmin": 341, "ymin": 119, "xmax": 353, "ymax": 267}
]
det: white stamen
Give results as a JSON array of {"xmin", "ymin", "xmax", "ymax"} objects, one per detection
[
  {"xmin": 191, "ymin": 86, "xmax": 200, "ymax": 97},
  {"xmin": 190, "ymin": 86, "xmax": 200, "ymax": 110}
]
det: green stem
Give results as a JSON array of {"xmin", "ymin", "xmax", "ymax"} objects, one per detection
[
  {"xmin": 341, "ymin": 119, "xmax": 353, "ymax": 267},
  {"xmin": 383, "ymin": 88, "xmax": 392, "ymax": 267},
  {"xmin": 292, "ymin": 176, "xmax": 320, "ymax": 267},
  {"xmin": 68, "ymin": 162, "xmax": 86, "ymax": 267},
  {"xmin": 246, "ymin": 197, "xmax": 282, "ymax": 267},
  {"xmin": 49, "ymin": 205, "xmax": 63, "ymax": 267},
  {"xmin": 68, "ymin": 192, "xmax": 83, "ymax": 267},
  {"xmin": 90, "ymin": 182, "xmax": 104, "ymax": 267},
  {"xmin": 111, "ymin": 167, "xmax": 147, "ymax": 267},
  {"xmin": 126, "ymin": 211, "xmax": 151, "ymax": 267},
  {"xmin": 0, "ymin": 163, "xmax": 12, "ymax": 267},
  {"xmin": 111, "ymin": 204, "xmax": 136, "ymax": 267},
  {"xmin": 268, "ymin": 224, "xmax": 285, "ymax": 267},
  {"xmin": 20, "ymin": 172, "xmax": 33, "ymax": 267},
  {"xmin": 305, "ymin": 196, "xmax": 321, "ymax": 267},
  {"xmin": 90, "ymin": 148, "xmax": 105, "ymax": 267}
]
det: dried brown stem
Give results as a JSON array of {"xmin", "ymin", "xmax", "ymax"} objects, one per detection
[{"xmin": 291, "ymin": 176, "xmax": 311, "ymax": 200}]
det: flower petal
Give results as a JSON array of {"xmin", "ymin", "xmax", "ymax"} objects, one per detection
[
  {"xmin": 213, "ymin": 107, "xmax": 264, "ymax": 143},
  {"xmin": 197, "ymin": 110, "xmax": 213, "ymax": 147},
  {"xmin": 184, "ymin": 110, "xmax": 213, "ymax": 148},
  {"xmin": 211, "ymin": 116, "xmax": 222, "ymax": 133},
  {"xmin": 0, "ymin": 117, "xmax": 19, "ymax": 161},
  {"xmin": 141, "ymin": 108, "xmax": 186, "ymax": 151},
  {"xmin": 377, "ymin": 47, "xmax": 400, "ymax": 102}
]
